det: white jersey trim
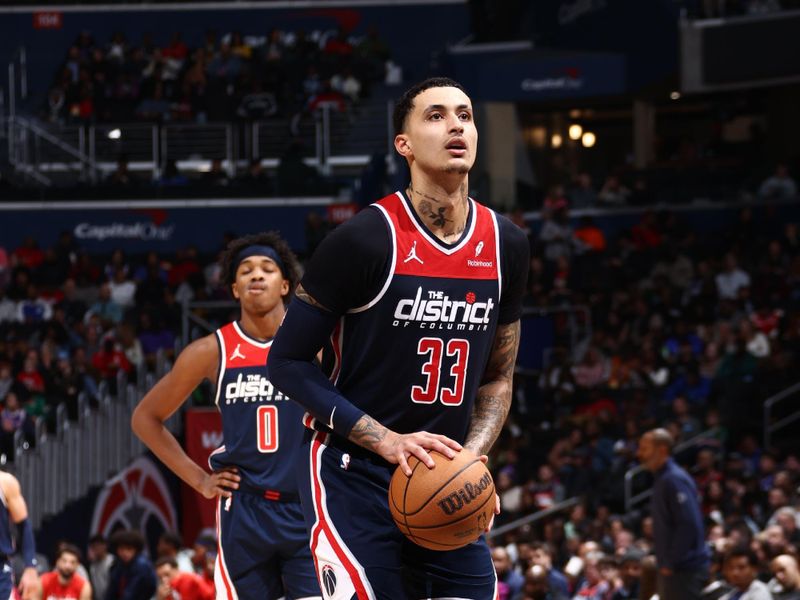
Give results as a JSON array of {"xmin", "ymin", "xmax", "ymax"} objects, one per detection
[
  {"xmin": 348, "ymin": 204, "xmax": 398, "ymax": 314},
  {"xmin": 213, "ymin": 330, "xmax": 227, "ymax": 407},
  {"xmin": 489, "ymin": 209, "xmax": 503, "ymax": 302},
  {"xmin": 395, "ymin": 190, "xmax": 477, "ymax": 256},
  {"xmin": 232, "ymin": 321, "xmax": 273, "ymax": 349}
]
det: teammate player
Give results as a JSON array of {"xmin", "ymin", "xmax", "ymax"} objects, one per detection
[
  {"xmin": 40, "ymin": 545, "xmax": 91, "ymax": 600},
  {"xmin": 131, "ymin": 233, "xmax": 321, "ymax": 600},
  {"xmin": 0, "ymin": 471, "xmax": 40, "ymax": 600},
  {"xmin": 269, "ymin": 78, "xmax": 529, "ymax": 599}
]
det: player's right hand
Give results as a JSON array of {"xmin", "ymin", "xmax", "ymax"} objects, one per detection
[
  {"xmin": 377, "ymin": 430, "xmax": 462, "ymax": 476},
  {"xmin": 197, "ymin": 467, "xmax": 240, "ymax": 499}
]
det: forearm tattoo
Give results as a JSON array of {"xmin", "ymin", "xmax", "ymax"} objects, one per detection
[
  {"xmin": 295, "ymin": 284, "xmax": 329, "ymax": 310},
  {"xmin": 465, "ymin": 321, "xmax": 520, "ymax": 456},
  {"xmin": 348, "ymin": 414, "xmax": 388, "ymax": 452}
]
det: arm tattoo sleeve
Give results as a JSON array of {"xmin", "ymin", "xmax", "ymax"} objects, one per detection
[
  {"xmin": 464, "ymin": 321, "xmax": 520, "ymax": 456},
  {"xmin": 348, "ymin": 414, "xmax": 388, "ymax": 452}
]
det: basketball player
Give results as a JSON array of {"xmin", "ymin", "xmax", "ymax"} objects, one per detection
[
  {"xmin": 269, "ymin": 78, "xmax": 529, "ymax": 599},
  {"xmin": 132, "ymin": 232, "xmax": 321, "ymax": 600},
  {"xmin": 40, "ymin": 545, "xmax": 91, "ymax": 600},
  {"xmin": 0, "ymin": 471, "xmax": 40, "ymax": 600}
]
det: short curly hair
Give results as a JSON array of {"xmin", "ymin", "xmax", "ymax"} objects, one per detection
[
  {"xmin": 392, "ymin": 77, "xmax": 467, "ymax": 137},
  {"xmin": 219, "ymin": 231, "xmax": 301, "ymax": 306}
]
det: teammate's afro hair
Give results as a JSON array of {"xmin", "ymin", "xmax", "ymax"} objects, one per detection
[
  {"xmin": 219, "ymin": 231, "xmax": 301, "ymax": 306},
  {"xmin": 392, "ymin": 77, "xmax": 467, "ymax": 137}
]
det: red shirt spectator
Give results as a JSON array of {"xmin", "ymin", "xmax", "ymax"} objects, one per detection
[
  {"xmin": 13, "ymin": 238, "xmax": 44, "ymax": 270},
  {"xmin": 156, "ymin": 558, "xmax": 213, "ymax": 600},
  {"xmin": 92, "ymin": 339, "xmax": 133, "ymax": 379},
  {"xmin": 41, "ymin": 571, "xmax": 89, "ymax": 600}
]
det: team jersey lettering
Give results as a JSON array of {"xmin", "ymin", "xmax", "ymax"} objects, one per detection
[
  {"xmin": 224, "ymin": 373, "xmax": 286, "ymax": 404},
  {"xmin": 393, "ymin": 287, "xmax": 495, "ymax": 330}
]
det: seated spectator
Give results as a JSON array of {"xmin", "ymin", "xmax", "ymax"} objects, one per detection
[
  {"xmin": 331, "ymin": 68, "xmax": 361, "ymax": 103},
  {"xmin": 759, "ymin": 164, "xmax": 797, "ymax": 200},
  {"xmin": 138, "ymin": 313, "xmax": 176, "ymax": 369},
  {"xmin": 769, "ymin": 555, "xmax": 800, "ymax": 600},
  {"xmin": 91, "ymin": 337, "xmax": 133, "ymax": 385},
  {"xmin": 568, "ymin": 173, "xmax": 598, "ymax": 209},
  {"xmin": 598, "ymin": 175, "xmax": 630, "ymax": 206},
  {"xmin": 155, "ymin": 557, "xmax": 213, "ymax": 600},
  {"xmin": 106, "ymin": 156, "xmax": 137, "ymax": 187},
  {"xmin": 40, "ymin": 544, "xmax": 92, "ymax": 600},
  {"xmin": 156, "ymin": 159, "xmax": 189, "ymax": 187},
  {"xmin": 571, "ymin": 552, "xmax": 612, "ymax": 599},
  {"xmin": 529, "ymin": 542, "xmax": 570, "ymax": 598},
  {"xmin": 85, "ymin": 283, "xmax": 123, "ymax": 326},
  {"xmin": 720, "ymin": 546, "xmax": 773, "ymax": 600},
  {"xmin": 108, "ymin": 267, "xmax": 136, "ymax": 308},
  {"xmin": 493, "ymin": 546, "xmax": 525, "ymax": 600},
  {"xmin": 202, "ymin": 159, "xmax": 230, "ymax": 187},
  {"xmin": 611, "ymin": 549, "xmax": 643, "ymax": 600},
  {"xmin": 540, "ymin": 206, "xmax": 575, "ymax": 263},
  {"xmin": 87, "ymin": 534, "xmax": 113, "ymax": 600},
  {"xmin": 156, "ymin": 532, "xmax": 194, "ymax": 574},
  {"xmin": 16, "ymin": 284, "xmax": 53, "ymax": 324},
  {"xmin": 574, "ymin": 217, "xmax": 606, "ymax": 253},
  {"xmin": 106, "ymin": 530, "xmax": 156, "ymax": 600},
  {"xmin": 135, "ymin": 82, "xmax": 171, "ymax": 122},
  {"xmin": 0, "ymin": 287, "xmax": 15, "ymax": 324},
  {"xmin": 716, "ymin": 253, "xmax": 751, "ymax": 301},
  {"xmin": 524, "ymin": 564, "xmax": 569, "ymax": 600},
  {"xmin": 237, "ymin": 159, "xmax": 270, "ymax": 191}
]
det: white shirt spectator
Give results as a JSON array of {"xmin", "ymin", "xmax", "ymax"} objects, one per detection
[
  {"xmin": 716, "ymin": 254, "xmax": 751, "ymax": 300},
  {"xmin": 759, "ymin": 165, "xmax": 797, "ymax": 200},
  {"xmin": 720, "ymin": 579, "xmax": 773, "ymax": 600},
  {"xmin": 0, "ymin": 295, "xmax": 16, "ymax": 323},
  {"xmin": 109, "ymin": 278, "xmax": 137, "ymax": 307}
]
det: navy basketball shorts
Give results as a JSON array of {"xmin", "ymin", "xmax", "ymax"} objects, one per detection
[
  {"xmin": 215, "ymin": 490, "xmax": 321, "ymax": 600},
  {"xmin": 298, "ymin": 431, "xmax": 499, "ymax": 600},
  {"xmin": 0, "ymin": 562, "xmax": 12, "ymax": 600}
]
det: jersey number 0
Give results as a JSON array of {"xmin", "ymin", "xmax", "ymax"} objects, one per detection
[
  {"xmin": 257, "ymin": 405, "xmax": 278, "ymax": 453},
  {"xmin": 411, "ymin": 337, "xmax": 470, "ymax": 406}
]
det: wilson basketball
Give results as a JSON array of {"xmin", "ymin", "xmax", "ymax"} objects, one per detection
[{"xmin": 388, "ymin": 449, "xmax": 495, "ymax": 551}]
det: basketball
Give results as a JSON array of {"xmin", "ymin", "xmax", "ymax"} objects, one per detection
[{"xmin": 388, "ymin": 449, "xmax": 496, "ymax": 551}]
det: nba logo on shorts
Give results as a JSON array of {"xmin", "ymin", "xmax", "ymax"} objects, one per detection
[{"xmin": 321, "ymin": 564, "xmax": 337, "ymax": 596}]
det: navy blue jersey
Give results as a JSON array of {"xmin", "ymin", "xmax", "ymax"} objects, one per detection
[
  {"xmin": 0, "ymin": 485, "xmax": 13, "ymax": 556},
  {"xmin": 301, "ymin": 191, "xmax": 529, "ymax": 442},
  {"xmin": 209, "ymin": 322, "xmax": 305, "ymax": 493}
]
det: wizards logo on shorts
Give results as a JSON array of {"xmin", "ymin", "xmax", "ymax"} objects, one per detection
[
  {"xmin": 89, "ymin": 456, "xmax": 177, "ymax": 539},
  {"xmin": 321, "ymin": 564, "xmax": 337, "ymax": 596}
]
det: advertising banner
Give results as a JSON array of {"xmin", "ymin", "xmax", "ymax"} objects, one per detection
[{"xmin": 182, "ymin": 408, "xmax": 223, "ymax": 548}]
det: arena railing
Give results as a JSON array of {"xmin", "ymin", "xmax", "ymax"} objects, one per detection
[
  {"xmin": 487, "ymin": 496, "xmax": 581, "ymax": 540},
  {"xmin": 623, "ymin": 427, "xmax": 722, "ymax": 513},
  {"xmin": 10, "ymin": 350, "xmax": 176, "ymax": 530},
  {"xmin": 763, "ymin": 380, "xmax": 800, "ymax": 450}
]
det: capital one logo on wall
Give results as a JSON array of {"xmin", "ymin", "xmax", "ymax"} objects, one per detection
[{"xmin": 90, "ymin": 456, "xmax": 177, "ymax": 537}]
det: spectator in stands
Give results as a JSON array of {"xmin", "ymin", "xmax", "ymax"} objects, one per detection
[
  {"xmin": 540, "ymin": 206, "xmax": 576, "ymax": 262},
  {"xmin": 156, "ymin": 159, "xmax": 189, "ymax": 187},
  {"xmin": 237, "ymin": 159, "xmax": 270, "ymax": 192},
  {"xmin": 331, "ymin": 68, "xmax": 362, "ymax": 103},
  {"xmin": 41, "ymin": 544, "xmax": 92, "ymax": 600},
  {"xmin": 716, "ymin": 253, "xmax": 751, "ymax": 301},
  {"xmin": 108, "ymin": 267, "xmax": 136, "ymax": 309},
  {"xmin": 85, "ymin": 283, "xmax": 123, "ymax": 326},
  {"xmin": 87, "ymin": 534, "xmax": 113, "ymax": 600},
  {"xmin": 492, "ymin": 546, "xmax": 525, "ymax": 600},
  {"xmin": 611, "ymin": 548, "xmax": 643, "ymax": 599},
  {"xmin": 720, "ymin": 546, "xmax": 773, "ymax": 600},
  {"xmin": 769, "ymin": 555, "xmax": 800, "ymax": 600},
  {"xmin": 106, "ymin": 530, "xmax": 156, "ymax": 600},
  {"xmin": 156, "ymin": 532, "xmax": 194, "ymax": 574},
  {"xmin": 524, "ymin": 564, "xmax": 568, "ymax": 600},
  {"xmin": 758, "ymin": 164, "xmax": 797, "ymax": 200},
  {"xmin": 16, "ymin": 284, "xmax": 53, "ymax": 324},
  {"xmin": 106, "ymin": 156, "xmax": 137, "ymax": 187},
  {"xmin": 155, "ymin": 557, "xmax": 213, "ymax": 600},
  {"xmin": 202, "ymin": 159, "xmax": 230, "ymax": 187},
  {"xmin": 0, "ymin": 363, "xmax": 12, "ymax": 400},
  {"xmin": 91, "ymin": 337, "xmax": 132, "ymax": 386},
  {"xmin": 135, "ymin": 82, "xmax": 171, "ymax": 122},
  {"xmin": 568, "ymin": 173, "xmax": 598, "ymax": 209},
  {"xmin": 529, "ymin": 542, "xmax": 571, "ymax": 597},
  {"xmin": 598, "ymin": 175, "xmax": 630, "ymax": 206},
  {"xmin": 0, "ymin": 389, "xmax": 31, "ymax": 457}
]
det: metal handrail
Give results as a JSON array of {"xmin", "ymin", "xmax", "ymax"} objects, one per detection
[
  {"xmin": 488, "ymin": 496, "xmax": 581, "ymax": 539},
  {"xmin": 623, "ymin": 427, "xmax": 721, "ymax": 513},
  {"xmin": 764, "ymin": 380, "xmax": 800, "ymax": 449}
]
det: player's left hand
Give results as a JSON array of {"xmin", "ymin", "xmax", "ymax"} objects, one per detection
[
  {"xmin": 18, "ymin": 566, "xmax": 40, "ymax": 600},
  {"xmin": 476, "ymin": 454, "xmax": 501, "ymax": 532}
]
